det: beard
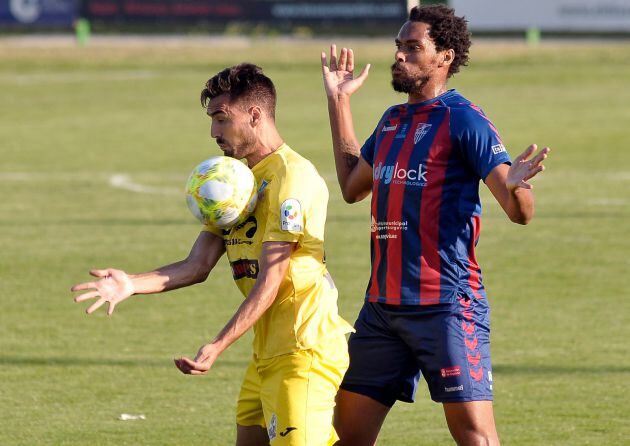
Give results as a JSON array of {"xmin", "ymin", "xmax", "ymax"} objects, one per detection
[
  {"xmin": 391, "ymin": 63, "xmax": 429, "ymax": 94},
  {"xmin": 216, "ymin": 131, "xmax": 257, "ymax": 160}
]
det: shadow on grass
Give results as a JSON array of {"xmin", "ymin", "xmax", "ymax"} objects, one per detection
[
  {"xmin": 493, "ymin": 364, "xmax": 630, "ymax": 374},
  {"xmin": 0, "ymin": 355, "xmax": 249, "ymax": 368}
]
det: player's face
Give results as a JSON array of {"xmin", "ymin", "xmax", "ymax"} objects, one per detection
[
  {"xmin": 392, "ymin": 21, "xmax": 442, "ymax": 93},
  {"xmin": 207, "ymin": 94, "xmax": 257, "ymax": 160}
]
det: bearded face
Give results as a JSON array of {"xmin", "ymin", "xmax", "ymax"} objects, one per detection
[
  {"xmin": 391, "ymin": 21, "xmax": 444, "ymax": 95},
  {"xmin": 391, "ymin": 61, "xmax": 431, "ymax": 94}
]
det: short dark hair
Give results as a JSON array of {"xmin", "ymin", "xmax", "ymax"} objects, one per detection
[
  {"xmin": 201, "ymin": 63, "xmax": 276, "ymax": 119},
  {"xmin": 409, "ymin": 5, "xmax": 471, "ymax": 77}
]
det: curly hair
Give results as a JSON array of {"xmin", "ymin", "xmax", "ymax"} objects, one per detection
[
  {"xmin": 409, "ymin": 5, "xmax": 471, "ymax": 77},
  {"xmin": 201, "ymin": 63, "xmax": 276, "ymax": 119}
]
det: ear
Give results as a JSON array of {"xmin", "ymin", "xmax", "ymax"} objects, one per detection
[
  {"xmin": 249, "ymin": 106, "xmax": 263, "ymax": 127},
  {"xmin": 440, "ymin": 49, "xmax": 455, "ymax": 68}
]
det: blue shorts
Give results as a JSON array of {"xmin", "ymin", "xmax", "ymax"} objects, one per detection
[{"xmin": 340, "ymin": 296, "xmax": 493, "ymax": 406}]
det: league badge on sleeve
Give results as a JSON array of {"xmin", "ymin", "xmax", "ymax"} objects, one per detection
[{"xmin": 280, "ymin": 198, "xmax": 303, "ymax": 232}]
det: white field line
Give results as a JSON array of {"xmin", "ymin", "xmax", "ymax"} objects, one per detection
[
  {"xmin": 0, "ymin": 70, "xmax": 158, "ymax": 85},
  {"xmin": 1, "ymin": 171, "xmax": 628, "ymax": 204},
  {"xmin": 108, "ymin": 174, "xmax": 180, "ymax": 195}
]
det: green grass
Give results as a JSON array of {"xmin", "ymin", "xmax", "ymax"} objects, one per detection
[{"xmin": 1, "ymin": 37, "xmax": 629, "ymax": 445}]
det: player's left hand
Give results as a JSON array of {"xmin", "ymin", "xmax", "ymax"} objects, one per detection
[
  {"xmin": 506, "ymin": 144, "xmax": 550, "ymax": 191},
  {"xmin": 174, "ymin": 343, "xmax": 220, "ymax": 375}
]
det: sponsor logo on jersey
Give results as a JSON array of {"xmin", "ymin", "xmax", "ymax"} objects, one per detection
[
  {"xmin": 225, "ymin": 216, "xmax": 257, "ymax": 246},
  {"xmin": 382, "ymin": 124, "xmax": 398, "ymax": 132},
  {"xmin": 233, "ymin": 215, "xmax": 258, "ymax": 238},
  {"xmin": 373, "ymin": 161, "xmax": 427, "ymax": 186},
  {"xmin": 230, "ymin": 259, "xmax": 259, "ymax": 280},
  {"xmin": 414, "ymin": 123, "xmax": 433, "ymax": 144},
  {"xmin": 280, "ymin": 198, "xmax": 303, "ymax": 232},
  {"xmin": 441, "ymin": 366, "xmax": 461, "ymax": 378},
  {"xmin": 492, "ymin": 143, "xmax": 507, "ymax": 155},
  {"xmin": 371, "ymin": 218, "xmax": 408, "ymax": 239},
  {"xmin": 445, "ymin": 385, "xmax": 464, "ymax": 393}
]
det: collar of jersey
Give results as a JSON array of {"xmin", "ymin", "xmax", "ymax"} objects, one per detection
[
  {"xmin": 252, "ymin": 143, "xmax": 288, "ymax": 174},
  {"xmin": 402, "ymin": 88, "xmax": 458, "ymax": 111}
]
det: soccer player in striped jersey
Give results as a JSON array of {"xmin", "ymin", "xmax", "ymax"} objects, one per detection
[{"xmin": 321, "ymin": 5, "xmax": 549, "ymax": 445}]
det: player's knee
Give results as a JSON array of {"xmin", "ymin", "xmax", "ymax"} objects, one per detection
[{"xmin": 451, "ymin": 427, "xmax": 499, "ymax": 446}]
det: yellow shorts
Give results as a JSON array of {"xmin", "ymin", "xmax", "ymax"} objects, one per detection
[{"xmin": 236, "ymin": 334, "xmax": 349, "ymax": 445}]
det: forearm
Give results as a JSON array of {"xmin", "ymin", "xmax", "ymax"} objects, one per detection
[
  {"xmin": 505, "ymin": 187, "xmax": 535, "ymax": 225},
  {"xmin": 128, "ymin": 259, "xmax": 210, "ymax": 295},
  {"xmin": 327, "ymin": 95, "xmax": 362, "ymax": 192},
  {"xmin": 210, "ymin": 276, "xmax": 278, "ymax": 353}
]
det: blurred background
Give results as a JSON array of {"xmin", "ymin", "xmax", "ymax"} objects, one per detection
[
  {"xmin": 1, "ymin": 1, "xmax": 629, "ymax": 445},
  {"xmin": 2, "ymin": 0, "xmax": 630, "ymax": 36}
]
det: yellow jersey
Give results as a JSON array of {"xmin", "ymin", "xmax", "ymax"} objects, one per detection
[{"xmin": 205, "ymin": 144, "xmax": 353, "ymax": 359}]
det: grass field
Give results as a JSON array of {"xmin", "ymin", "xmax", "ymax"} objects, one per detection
[{"xmin": 1, "ymin": 36, "xmax": 629, "ymax": 445}]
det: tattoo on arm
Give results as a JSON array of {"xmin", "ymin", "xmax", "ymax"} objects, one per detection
[
  {"xmin": 343, "ymin": 152, "xmax": 359, "ymax": 169},
  {"xmin": 339, "ymin": 140, "xmax": 359, "ymax": 169}
]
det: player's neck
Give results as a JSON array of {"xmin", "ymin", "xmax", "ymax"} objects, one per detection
[
  {"xmin": 407, "ymin": 79, "xmax": 448, "ymax": 104},
  {"xmin": 245, "ymin": 126, "xmax": 284, "ymax": 168}
]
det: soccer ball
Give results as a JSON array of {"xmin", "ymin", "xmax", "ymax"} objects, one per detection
[{"xmin": 185, "ymin": 156, "xmax": 258, "ymax": 229}]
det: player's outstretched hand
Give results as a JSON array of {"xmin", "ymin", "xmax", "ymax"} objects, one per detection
[
  {"xmin": 321, "ymin": 44, "xmax": 371, "ymax": 99},
  {"xmin": 174, "ymin": 343, "xmax": 220, "ymax": 376},
  {"xmin": 506, "ymin": 144, "xmax": 550, "ymax": 191},
  {"xmin": 71, "ymin": 268, "xmax": 135, "ymax": 316}
]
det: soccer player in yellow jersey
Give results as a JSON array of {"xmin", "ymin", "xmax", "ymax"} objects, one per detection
[{"xmin": 71, "ymin": 63, "xmax": 353, "ymax": 446}]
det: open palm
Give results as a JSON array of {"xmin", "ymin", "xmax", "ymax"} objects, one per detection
[
  {"xmin": 321, "ymin": 44, "xmax": 371, "ymax": 98},
  {"xmin": 71, "ymin": 268, "xmax": 135, "ymax": 315},
  {"xmin": 507, "ymin": 144, "xmax": 550, "ymax": 190}
]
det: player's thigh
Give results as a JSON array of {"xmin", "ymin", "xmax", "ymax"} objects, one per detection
[
  {"xmin": 333, "ymin": 389, "xmax": 390, "ymax": 446},
  {"xmin": 342, "ymin": 303, "xmax": 419, "ymax": 405},
  {"xmin": 443, "ymin": 401, "xmax": 499, "ymax": 445},
  {"xmin": 402, "ymin": 296, "xmax": 494, "ymax": 403},
  {"xmin": 260, "ymin": 346, "xmax": 344, "ymax": 446},
  {"xmin": 236, "ymin": 359, "xmax": 266, "ymax": 429},
  {"xmin": 236, "ymin": 424, "xmax": 270, "ymax": 446}
]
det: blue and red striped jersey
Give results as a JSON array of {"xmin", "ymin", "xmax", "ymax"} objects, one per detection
[{"xmin": 360, "ymin": 89, "xmax": 511, "ymax": 305}]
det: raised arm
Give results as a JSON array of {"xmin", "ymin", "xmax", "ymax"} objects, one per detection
[
  {"xmin": 71, "ymin": 231, "xmax": 225, "ymax": 315},
  {"xmin": 322, "ymin": 45, "xmax": 373, "ymax": 203},
  {"xmin": 485, "ymin": 144, "xmax": 550, "ymax": 225},
  {"xmin": 174, "ymin": 241, "xmax": 293, "ymax": 375}
]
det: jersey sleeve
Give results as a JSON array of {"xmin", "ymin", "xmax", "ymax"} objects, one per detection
[
  {"xmin": 451, "ymin": 106, "xmax": 512, "ymax": 181},
  {"xmin": 359, "ymin": 129, "xmax": 377, "ymax": 167},
  {"xmin": 360, "ymin": 107, "xmax": 395, "ymax": 167},
  {"xmin": 201, "ymin": 224, "xmax": 225, "ymax": 238},
  {"xmin": 262, "ymin": 167, "xmax": 309, "ymax": 243}
]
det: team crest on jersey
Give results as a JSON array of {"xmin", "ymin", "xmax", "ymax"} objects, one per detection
[
  {"xmin": 268, "ymin": 413, "xmax": 278, "ymax": 441},
  {"xmin": 414, "ymin": 123, "xmax": 433, "ymax": 144},
  {"xmin": 257, "ymin": 179, "xmax": 270, "ymax": 197}
]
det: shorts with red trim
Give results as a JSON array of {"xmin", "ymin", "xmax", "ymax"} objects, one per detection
[{"xmin": 340, "ymin": 296, "xmax": 493, "ymax": 406}]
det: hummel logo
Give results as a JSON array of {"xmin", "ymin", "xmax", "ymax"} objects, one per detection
[{"xmin": 280, "ymin": 427, "xmax": 297, "ymax": 437}]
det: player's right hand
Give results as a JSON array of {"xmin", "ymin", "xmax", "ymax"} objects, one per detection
[
  {"xmin": 71, "ymin": 268, "xmax": 135, "ymax": 316},
  {"xmin": 321, "ymin": 44, "xmax": 371, "ymax": 99}
]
